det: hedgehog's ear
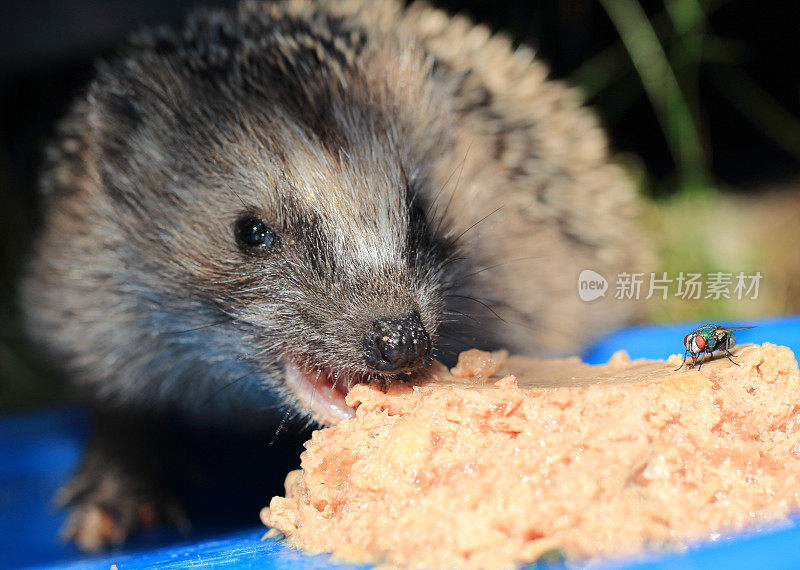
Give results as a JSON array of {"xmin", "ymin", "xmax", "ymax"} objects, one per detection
[
  {"xmin": 86, "ymin": 72, "xmax": 145, "ymax": 166},
  {"xmin": 39, "ymin": 71, "xmax": 149, "ymax": 203},
  {"xmin": 99, "ymin": 90, "xmax": 143, "ymax": 137},
  {"xmin": 83, "ymin": 69, "xmax": 152, "ymax": 205}
]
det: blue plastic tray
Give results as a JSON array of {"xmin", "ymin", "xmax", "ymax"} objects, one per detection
[{"xmin": 2, "ymin": 316, "xmax": 799, "ymax": 569}]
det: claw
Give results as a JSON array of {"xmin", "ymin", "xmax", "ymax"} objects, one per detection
[
  {"xmin": 62, "ymin": 505, "xmax": 120, "ymax": 552},
  {"xmin": 56, "ymin": 467, "xmax": 190, "ymax": 552},
  {"xmin": 60, "ymin": 496, "xmax": 190, "ymax": 552}
]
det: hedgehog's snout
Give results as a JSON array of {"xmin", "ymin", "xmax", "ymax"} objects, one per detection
[{"xmin": 362, "ymin": 310, "xmax": 431, "ymax": 373}]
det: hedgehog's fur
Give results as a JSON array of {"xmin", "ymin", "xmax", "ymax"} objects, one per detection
[{"xmin": 21, "ymin": 0, "xmax": 650, "ymax": 550}]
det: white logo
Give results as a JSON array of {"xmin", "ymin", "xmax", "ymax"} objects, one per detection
[{"xmin": 578, "ymin": 269, "xmax": 608, "ymax": 302}]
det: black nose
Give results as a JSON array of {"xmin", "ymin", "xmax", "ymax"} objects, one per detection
[{"xmin": 363, "ymin": 311, "xmax": 432, "ymax": 372}]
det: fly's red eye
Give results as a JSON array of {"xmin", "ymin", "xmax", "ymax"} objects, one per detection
[
  {"xmin": 695, "ymin": 336, "xmax": 706, "ymax": 350},
  {"xmin": 683, "ymin": 334, "xmax": 691, "ymax": 347}
]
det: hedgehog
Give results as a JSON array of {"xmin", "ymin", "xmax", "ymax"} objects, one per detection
[{"xmin": 20, "ymin": 0, "xmax": 649, "ymax": 550}]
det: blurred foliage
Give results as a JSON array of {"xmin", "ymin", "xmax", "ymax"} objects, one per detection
[
  {"xmin": 567, "ymin": 0, "xmax": 800, "ymax": 322},
  {"xmin": 573, "ymin": 0, "xmax": 800, "ymax": 196},
  {"xmin": 642, "ymin": 181, "xmax": 800, "ymax": 321}
]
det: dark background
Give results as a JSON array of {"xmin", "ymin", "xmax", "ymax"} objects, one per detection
[{"xmin": 1, "ymin": 0, "xmax": 799, "ymax": 410}]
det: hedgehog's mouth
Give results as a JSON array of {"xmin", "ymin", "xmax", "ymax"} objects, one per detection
[{"xmin": 282, "ymin": 356, "xmax": 360, "ymax": 425}]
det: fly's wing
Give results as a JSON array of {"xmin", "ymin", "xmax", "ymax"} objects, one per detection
[{"xmin": 714, "ymin": 326, "xmax": 755, "ymax": 350}]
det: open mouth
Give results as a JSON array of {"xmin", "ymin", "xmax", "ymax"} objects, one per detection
[
  {"xmin": 283, "ymin": 355, "xmax": 436, "ymax": 426},
  {"xmin": 282, "ymin": 356, "xmax": 361, "ymax": 425}
]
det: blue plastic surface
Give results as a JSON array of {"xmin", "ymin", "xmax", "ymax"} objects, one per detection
[{"xmin": 1, "ymin": 316, "xmax": 799, "ymax": 569}]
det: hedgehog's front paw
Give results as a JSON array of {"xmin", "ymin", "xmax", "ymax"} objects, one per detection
[{"xmin": 57, "ymin": 467, "xmax": 188, "ymax": 552}]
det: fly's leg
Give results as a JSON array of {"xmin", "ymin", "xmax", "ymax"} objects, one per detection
[
  {"xmin": 724, "ymin": 337, "xmax": 741, "ymax": 366},
  {"xmin": 697, "ymin": 351, "xmax": 707, "ymax": 371},
  {"xmin": 724, "ymin": 349, "xmax": 740, "ymax": 366},
  {"xmin": 675, "ymin": 349, "xmax": 690, "ymax": 371}
]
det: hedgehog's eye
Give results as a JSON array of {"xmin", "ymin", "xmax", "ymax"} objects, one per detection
[{"xmin": 235, "ymin": 216, "xmax": 276, "ymax": 250}]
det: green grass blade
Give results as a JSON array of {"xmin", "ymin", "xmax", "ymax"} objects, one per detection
[{"xmin": 599, "ymin": 0, "xmax": 709, "ymax": 191}]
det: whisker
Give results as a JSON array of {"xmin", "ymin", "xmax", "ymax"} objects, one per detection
[
  {"xmin": 438, "ymin": 333, "xmax": 482, "ymax": 346},
  {"xmin": 268, "ymin": 406, "xmax": 293, "ymax": 446},
  {"xmin": 442, "ymin": 309, "xmax": 478, "ymax": 322},
  {"xmin": 434, "ymin": 144, "xmax": 471, "ymax": 236},
  {"xmin": 451, "ymin": 255, "xmax": 546, "ymax": 284},
  {"xmin": 428, "ymin": 149, "xmax": 466, "ymax": 218},
  {"xmin": 161, "ymin": 318, "xmax": 234, "ymax": 336},
  {"xmin": 446, "ymin": 293, "xmax": 542, "ymax": 334},
  {"xmin": 310, "ymin": 366, "xmax": 323, "ymax": 411},
  {"xmin": 226, "ymin": 182, "xmax": 249, "ymax": 211},
  {"xmin": 433, "ymin": 347, "xmax": 461, "ymax": 359},
  {"xmin": 302, "ymin": 413, "xmax": 320, "ymax": 431},
  {"xmin": 446, "ymin": 294, "xmax": 508, "ymax": 324},
  {"xmin": 436, "ymin": 255, "xmax": 467, "ymax": 273},
  {"xmin": 450, "ymin": 206, "xmax": 503, "ymax": 244},
  {"xmin": 203, "ymin": 369, "xmax": 259, "ymax": 405}
]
